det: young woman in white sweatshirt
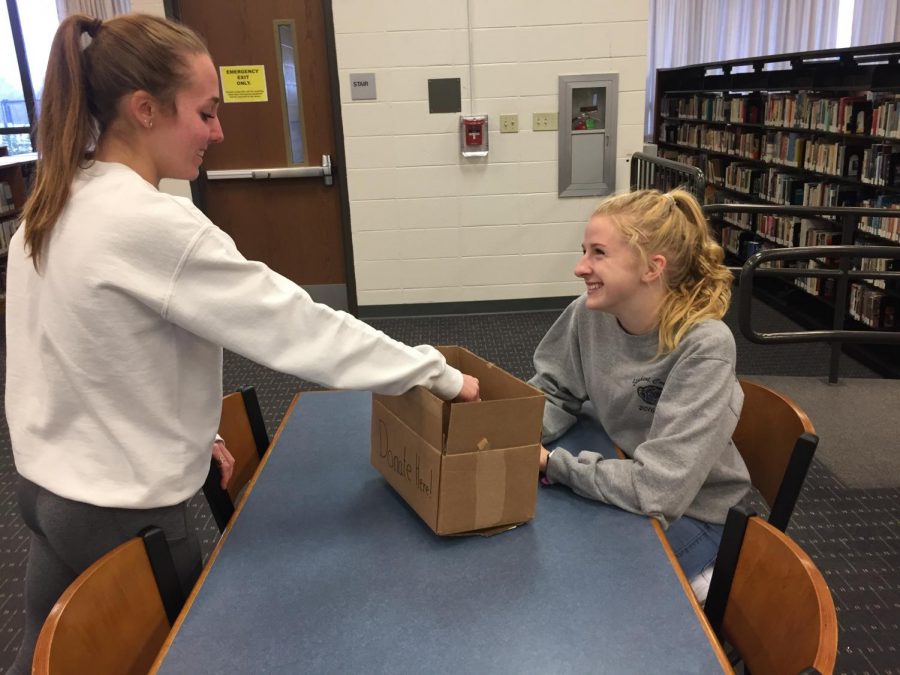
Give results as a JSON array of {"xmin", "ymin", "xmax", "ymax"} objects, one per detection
[{"xmin": 5, "ymin": 14, "xmax": 478, "ymax": 673}]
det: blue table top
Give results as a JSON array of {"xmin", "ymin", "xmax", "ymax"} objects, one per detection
[{"xmin": 158, "ymin": 390, "xmax": 723, "ymax": 674}]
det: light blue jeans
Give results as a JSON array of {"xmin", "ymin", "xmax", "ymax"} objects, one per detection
[{"xmin": 665, "ymin": 515, "xmax": 724, "ymax": 578}]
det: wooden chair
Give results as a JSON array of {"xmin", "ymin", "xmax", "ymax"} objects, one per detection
[
  {"xmin": 704, "ymin": 506, "xmax": 838, "ymax": 675},
  {"xmin": 202, "ymin": 385, "xmax": 270, "ymax": 531},
  {"xmin": 33, "ymin": 527, "xmax": 185, "ymax": 675},
  {"xmin": 733, "ymin": 379, "xmax": 819, "ymax": 531}
]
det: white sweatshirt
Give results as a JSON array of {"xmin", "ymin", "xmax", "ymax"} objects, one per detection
[{"xmin": 6, "ymin": 161, "xmax": 462, "ymax": 508}]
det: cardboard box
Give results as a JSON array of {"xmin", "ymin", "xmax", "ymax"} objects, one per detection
[{"xmin": 370, "ymin": 346, "xmax": 545, "ymax": 536}]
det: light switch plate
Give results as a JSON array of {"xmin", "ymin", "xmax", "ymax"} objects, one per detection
[
  {"xmin": 499, "ymin": 114, "xmax": 518, "ymax": 133},
  {"xmin": 533, "ymin": 112, "xmax": 558, "ymax": 131}
]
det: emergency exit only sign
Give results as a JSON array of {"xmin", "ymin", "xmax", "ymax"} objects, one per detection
[{"xmin": 349, "ymin": 73, "xmax": 376, "ymax": 100}]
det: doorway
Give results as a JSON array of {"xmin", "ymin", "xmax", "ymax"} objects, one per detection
[{"xmin": 173, "ymin": 0, "xmax": 355, "ymax": 312}]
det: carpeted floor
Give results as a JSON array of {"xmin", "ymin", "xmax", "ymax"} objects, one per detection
[{"xmin": 748, "ymin": 376, "xmax": 900, "ymax": 490}]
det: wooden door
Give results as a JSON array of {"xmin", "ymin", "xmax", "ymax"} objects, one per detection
[{"xmin": 175, "ymin": 0, "xmax": 350, "ymax": 311}]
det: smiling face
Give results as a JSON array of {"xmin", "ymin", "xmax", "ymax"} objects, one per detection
[
  {"xmin": 575, "ymin": 215, "xmax": 648, "ymax": 316},
  {"xmin": 150, "ymin": 53, "xmax": 224, "ymax": 181}
]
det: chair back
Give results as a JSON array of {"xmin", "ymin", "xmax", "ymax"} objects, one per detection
[
  {"xmin": 33, "ymin": 527, "xmax": 184, "ymax": 675},
  {"xmin": 733, "ymin": 379, "xmax": 819, "ymax": 531},
  {"xmin": 203, "ymin": 386, "xmax": 270, "ymax": 530},
  {"xmin": 705, "ymin": 508, "xmax": 838, "ymax": 675}
]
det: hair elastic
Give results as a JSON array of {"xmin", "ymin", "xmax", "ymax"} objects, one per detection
[{"xmin": 84, "ymin": 17, "xmax": 102, "ymax": 38}]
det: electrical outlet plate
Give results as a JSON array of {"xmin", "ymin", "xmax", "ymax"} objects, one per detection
[
  {"xmin": 499, "ymin": 114, "xmax": 518, "ymax": 133},
  {"xmin": 533, "ymin": 112, "xmax": 558, "ymax": 131}
]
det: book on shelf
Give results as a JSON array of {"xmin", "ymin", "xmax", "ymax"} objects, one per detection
[
  {"xmin": 798, "ymin": 218, "xmax": 841, "ymax": 247},
  {"xmin": 839, "ymin": 143, "xmax": 866, "ymax": 178},
  {"xmin": 871, "ymin": 93, "xmax": 900, "ymax": 138},
  {"xmin": 0, "ymin": 182, "xmax": 14, "ymax": 214},
  {"xmin": 0, "ymin": 216, "xmax": 21, "ymax": 253},
  {"xmin": 837, "ymin": 95, "xmax": 869, "ymax": 134},
  {"xmin": 850, "ymin": 283, "xmax": 897, "ymax": 329},
  {"xmin": 861, "ymin": 144, "xmax": 900, "ymax": 187}
]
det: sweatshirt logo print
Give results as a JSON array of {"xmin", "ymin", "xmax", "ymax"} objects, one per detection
[
  {"xmin": 632, "ymin": 376, "xmax": 665, "ymax": 412},
  {"xmin": 637, "ymin": 385, "xmax": 662, "ymax": 405}
]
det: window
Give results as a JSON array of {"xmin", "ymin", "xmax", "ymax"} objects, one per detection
[
  {"xmin": 274, "ymin": 20, "xmax": 307, "ymax": 165},
  {"xmin": 1, "ymin": 0, "xmax": 58, "ymax": 156}
]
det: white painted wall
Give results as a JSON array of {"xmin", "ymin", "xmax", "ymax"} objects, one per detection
[{"xmin": 333, "ymin": 0, "xmax": 649, "ymax": 306}]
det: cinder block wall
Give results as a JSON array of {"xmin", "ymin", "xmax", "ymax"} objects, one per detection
[{"xmin": 333, "ymin": 0, "xmax": 649, "ymax": 306}]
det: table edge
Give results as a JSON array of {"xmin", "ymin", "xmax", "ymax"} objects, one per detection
[{"xmin": 150, "ymin": 391, "xmax": 304, "ymax": 672}]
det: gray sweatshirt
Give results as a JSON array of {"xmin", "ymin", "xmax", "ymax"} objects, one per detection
[{"xmin": 530, "ymin": 295, "xmax": 750, "ymax": 528}]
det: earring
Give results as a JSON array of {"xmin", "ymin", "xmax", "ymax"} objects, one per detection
[{"xmin": 146, "ymin": 118, "xmax": 153, "ymax": 129}]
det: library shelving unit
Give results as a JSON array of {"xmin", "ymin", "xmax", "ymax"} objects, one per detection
[
  {"xmin": 653, "ymin": 42, "xmax": 900, "ymax": 375},
  {"xmin": 0, "ymin": 152, "xmax": 37, "ymax": 313}
]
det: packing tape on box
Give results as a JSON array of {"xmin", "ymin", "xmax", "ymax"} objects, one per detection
[{"xmin": 473, "ymin": 441, "xmax": 507, "ymax": 528}]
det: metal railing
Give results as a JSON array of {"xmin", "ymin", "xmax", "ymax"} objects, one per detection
[
  {"xmin": 703, "ymin": 203, "xmax": 900, "ymax": 383},
  {"xmin": 629, "ymin": 151, "xmax": 707, "ymax": 200}
]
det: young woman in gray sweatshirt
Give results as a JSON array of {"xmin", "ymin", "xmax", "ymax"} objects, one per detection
[{"xmin": 530, "ymin": 188, "xmax": 751, "ymax": 600}]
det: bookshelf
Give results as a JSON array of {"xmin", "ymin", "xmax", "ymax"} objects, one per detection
[
  {"xmin": 653, "ymin": 43, "xmax": 900, "ymax": 375},
  {"xmin": 0, "ymin": 152, "xmax": 37, "ymax": 312}
]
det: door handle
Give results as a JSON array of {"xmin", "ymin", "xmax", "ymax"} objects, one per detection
[{"xmin": 206, "ymin": 154, "xmax": 333, "ymax": 186}]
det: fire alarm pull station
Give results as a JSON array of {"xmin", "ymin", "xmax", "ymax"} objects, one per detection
[{"xmin": 460, "ymin": 115, "xmax": 489, "ymax": 157}]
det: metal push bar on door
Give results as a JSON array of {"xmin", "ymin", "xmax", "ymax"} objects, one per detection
[{"xmin": 205, "ymin": 154, "xmax": 333, "ymax": 185}]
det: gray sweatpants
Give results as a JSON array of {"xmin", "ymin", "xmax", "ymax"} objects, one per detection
[{"xmin": 9, "ymin": 476, "xmax": 203, "ymax": 675}]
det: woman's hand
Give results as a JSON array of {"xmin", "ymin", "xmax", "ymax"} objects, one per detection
[
  {"xmin": 212, "ymin": 439, "xmax": 235, "ymax": 489},
  {"xmin": 453, "ymin": 374, "xmax": 481, "ymax": 402},
  {"xmin": 539, "ymin": 446, "xmax": 550, "ymax": 473}
]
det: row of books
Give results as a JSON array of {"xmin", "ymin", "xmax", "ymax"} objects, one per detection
[
  {"xmin": 794, "ymin": 259, "xmax": 836, "ymax": 299},
  {"xmin": 849, "ymin": 283, "xmax": 897, "ymax": 329},
  {"xmin": 798, "ymin": 218, "xmax": 841, "ymax": 247},
  {"xmin": 762, "ymin": 93, "xmax": 882, "ymax": 136},
  {"xmin": 719, "ymin": 197, "xmax": 753, "ymax": 230},
  {"xmin": 662, "ymin": 92, "xmax": 900, "ymax": 138},
  {"xmin": 859, "ymin": 195, "xmax": 899, "ymax": 242},
  {"xmin": 669, "ymin": 123, "xmax": 873, "ymax": 178},
  {"xmin": 662, "ymin": 124, "xmax": 899, "ymax": 187},
  {"xmin": 721, "ymin": 210, "xmax": 848, "ymax": 249},
  {"xmin": 755, "ymin": 215, "xmax": 798, "ymax": 247},
  {"xmin": 709, "ymin": 182, "xmax": 899, "ymax": 250},
  {"xmin": 761, "ymin": 131, "xmax": 806, "ymax": 168},
  {"xmin": 802, "ymin": 140, "xmax": 865, "ymax": 177},
  {"xmin": 0, "ymin": 181, "xmax": 16, "ymax": 214},
  {"xmin": 707, "ymin": 156, "xmax": 875, "ymax": 207},
  {"xmin": 856, "ymin": 242, "xmax": 898, "ymax": 291},
  {"xmin": 0, "ymin": 216, "xmax": 21, "ymax": 254},
  {"xmin": 699, "ymin": 127, "xmax": 761, "ymax": 159},
  {"xmin": 757, "ymin": 168, "xmax": 858, "ymax": 207},
  {"xmin": 658, "ymin": 121, "xmax": 701, "ymax": 148}
]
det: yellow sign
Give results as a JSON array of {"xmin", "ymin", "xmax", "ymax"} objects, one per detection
[{"xmin": 219, "ymin": 65, "xmax": 268, "ymax": 103}]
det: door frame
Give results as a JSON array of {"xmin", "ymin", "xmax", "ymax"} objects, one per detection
[{"xmin": 167, "ymin": 0, "xmax": 358, "ymax": 317}]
